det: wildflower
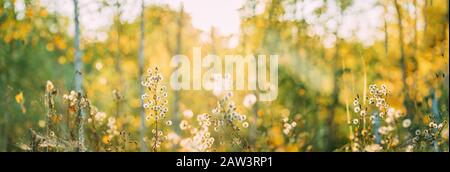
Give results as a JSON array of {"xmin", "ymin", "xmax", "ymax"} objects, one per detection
[
  {"xmin": 291, "ymin": 121, "xmax": 297, "ymax": 127},
  {"xmin": 243, "ymin": 94, "xmax": 257, "ymax": 108},
  {"xmin": 203, "ymin": 91, "xmax": 249, "ymax": 150},
  {"xmin": 166, "ymin": 120, "xmax": 173, "ymax": 126},
  {"xmin": 405, "ymin": 145, "xmax": 414, "ymax": 152},
  {"xmin": 415, "ymin": 130, "xmax": 421, "ymax": 136},
  {"xmin": 15, "ymin": 91, "xmax": 27, "ymax": 114},
  {"xmin": 361, "ymin": 130, "xmax": 368, "ymax": 136},
  {"xmin": 107, "ymin": 117, "xmax": 119, "ymax": 136},
  {"xmin": 391, "ymin": 137, "xmax": 399, "ymax": 146},
  {"xmin": 354, "ymin": 106, "xmax": 361, "ymax": 113},
  {"xmin": 385, "ymin": 117, "xmax": 393, "ymax": 124},
  {"xmin": 429, "ymin": 122, "xmax": 437, "ymax": 129},
  {"xmin": 402, "ymin": 119, "xmax": 411, "ymax": 128},
  {"xmin": 142, "ymin": 67, "xmax": 169, "ymax": 151},
  {"xmin": 424, "ymin": 133, "xmax": 431, "ymax": 140},
  {"xmin": 353, "ymin": 99, "xmax": 359, "ymax": 106},
  {"xmin": 394, "ymin": 110, "xmax": 402, "ymax": 119},
  {"xmin": 284, "ymin": 123, "xmax": 292, "ymax": 130},
  {"xmin": 381, "ymin": 84, "xmax": 387, "ymax": 91},
  {"xmin": 438, "ymin": 123, "xmax": 444, "ymax": 130},
  {"xmin": 180, "ymin": 120, "xmax": 189, "ymax": 130},
  {"xmin": 368, "ymin": 98, "xmax": 375, "ymax": 104},
  {"xmin": 282, "ymin": 117, "xmax": 289, "ymax": 123},
  {"xmin": 369, "ymin": 84, "xmax": 377, "ymax": 94},
  {"xmin": 183, "ymin": 110, "xmax": 194, "ymax": 119},
  {"xmin": 167, "ymin": 132, "xmax": 181, "ymax": 143},
  {"xmin": 351, "ymin": 143, "xmax": 360, "ymax": 151},
  {"xmin": 102, "ymin": 135, "xmax": 110, "ymax": 144},
  {"xmin": 378, "ymin": 127, "xmax": 388, "ymax": 135},
  {"xmin": 46, "ymin": 80, "xmax": 54, "ymax": 93},
  {"xmin": 239, "ymin": 114, "xmax": 247, "ymax": 121},
  {"xmin": 226, "ymin": 92, "xmax": 233, "ymax": 98},
  {"xmin": 190, "ymin": 128, "xmax": 198, "ymax": 134},
  {"xmin": 352, "ymin": 119, "xmax": 359, "ymax": 125},
  {"xmin": 15, "ymin": 92, "xmax": 24, "ymax": 104},
  {"xmin": 283, "ymin": 128, "xmax": 290, "ymax": 135},
  {"xmin": 360, "ymin": 110, "xmax": 367, "ymax": 117},
  {"xmin": 211, "ymin": 108, "xmax": 219, "ymax": 114},
  {"xmin": 376, "ymin": 99, "xmax": 385, "ymax": 108},
  {"xmin": 38, "ymin": 120, "xmax": 46, "ymax": 128},
  {"xmin": 364, "ymin": 144, "xmax": 382, "ymax": 152},
  {"xmin": 387, "ymin": 108, "xmax": 395, "ymax": 118},
  {"xmin": 49, "ymin": 131, "xmax": 55, "ymax": 137},
  {"xmin": 228, "ymin": 102, "xmax": 236, "ymax": 110},
  {"xmin": 242, "ymin": 122, "xmax": 249, "ymax": 128},
  {"xmin": 94, "ymin": 112, "xmax": 106, "ymax": 122},
  {"xmin": 232, "ymin": 137, "xmax": 241, "ymax": 145},
  {"xmin": 412, "ymin": 137, "xmax": 419, "ymax": 143}
]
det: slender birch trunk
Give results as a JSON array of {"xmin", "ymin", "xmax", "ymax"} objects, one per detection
[
  {"xmin": 138, "ymin": 0, "xmax": 147, "ymax": 152},
  {"xmin": 115, "ymin": 0, "xmax": 124, "ymax": 117},
  {"xmin": 73, "ymin": 0, "xmax": 84, "ymax": 151}
]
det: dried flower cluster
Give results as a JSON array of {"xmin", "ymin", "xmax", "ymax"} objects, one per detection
[
  {"xmin": 349, "ymin": 84, "xmax": 406, "ymax": 152},
  {"xmin": 409, "ymin": 119, "xmax": 447, "ymax": 152},
  {"xmin": 45, "ymin": 81, "xmax": 59, "ymax": 137},
  {"xmin": 282, "ymin": 116, "xmax": 297, "ymax": 135},
  {"xmin": 179, "ymin": 113, "xmax": 215, "ymax": 151},
  {"xmin": 141, "ymin": 67, "xmax": 170, "ymax": 151},
  {"xmin": 178, "ymin": 92, "xmax": 250, "ymax": 151},
  {"xmin": 209, "ymin": 92, "xmax": 250, "ymax": 150},
  {"xmin": 17, "ymin": 78, "xmax": 448, "ymax": 152}
]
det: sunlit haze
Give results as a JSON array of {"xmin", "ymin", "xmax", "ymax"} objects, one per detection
[{"xmin": 33, "ymin": 0, "xmax": 386, "ymax": 47}]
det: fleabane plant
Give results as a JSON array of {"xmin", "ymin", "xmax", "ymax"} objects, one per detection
[
  {"xmin": 209, "ymin": 92, "xmax": 250, "ymax": 151},
  {"xmin": 178, "ymin": 92, "xmax": 250, "ymax": 152},
  {"xmin": 141, "ymin": 67, "xmax": 170, "ymax": 152},
  {"xmin": 349, "ymin": 84, "xmax": 409, "ymax": 152}
]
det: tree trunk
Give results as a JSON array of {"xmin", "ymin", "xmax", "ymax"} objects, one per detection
[
  {"xmin": 115, "ymin": 0, "xmax": 124, "ymax": 117},
  {"xmin": 138, "ymin": 0, "xmax": 147, "ymax": 152},
  {"xmin": 72, "ymin": 0, "xmax": 85, "ymax": 151},
  {"xmin": 394, "ymin": 0, "xmax": 413, "ymax": 119},
  {"xmin": 326, "ymin": 33, "xmax": 340, "ymax": 151},
  {"xmin": 172, "ymin": 4, "xmax": 184, "ymax": 135},
  {"xmin": 73, "ymin": 0, "xmax": 82, "ymax": 93}
]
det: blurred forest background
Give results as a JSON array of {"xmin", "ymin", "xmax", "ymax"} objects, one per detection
[{"xmin": 0, "ymin": 0, "xmax": 448, "ymax": 152}]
